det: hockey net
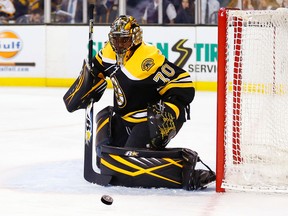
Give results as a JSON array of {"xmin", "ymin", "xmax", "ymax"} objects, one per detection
[{"xmin": 216, "ymin": 8, "xmax": 288, "ymax": 193}]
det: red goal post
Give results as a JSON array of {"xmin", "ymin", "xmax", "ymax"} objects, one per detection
[{"xmin": 216, "ymin": 8, "xmax": 288, "ymax": 193}]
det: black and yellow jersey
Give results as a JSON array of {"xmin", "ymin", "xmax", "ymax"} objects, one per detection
[{"xmin": 93, "ymin": 41, "xmax": 195, "ymax": 123}]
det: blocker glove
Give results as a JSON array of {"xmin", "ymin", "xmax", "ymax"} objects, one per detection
[{"xmin": 63, "ymin": 59, "xmax": 107, "ymax": 112}]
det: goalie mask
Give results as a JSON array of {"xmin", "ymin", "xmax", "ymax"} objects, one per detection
[{"xmin": 108, "ymin": 15, "xmax": 142, "ymax": 64}]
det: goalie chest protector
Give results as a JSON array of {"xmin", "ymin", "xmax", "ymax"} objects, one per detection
[{"xmin": 99, "ymin": 145, "xmax": 183, "ymax": 189}]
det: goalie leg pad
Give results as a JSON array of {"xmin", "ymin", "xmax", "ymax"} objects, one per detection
[
  {"xmin": 100, "ymin": 145, "xmax": 184, "ymax": 189},
  {"xmin": 182, "ymin": 148, "xmax": 199, "ymax": 190},
  {"xmin": 192, "ymin": 169, "xmax": 216, "ymax": 190},
  {"xmin": 95, "ymin": 106, "xmax": 113, "ymax": 167},
  {"xmin": 182, "ymin": 148, "xmax": 216, "ymax": 190},
  {"xmin": 98, "ymin": 145, "xmax": 215, "ymax": 190}
]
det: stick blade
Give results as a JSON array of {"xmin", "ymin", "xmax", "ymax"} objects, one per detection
[{"xmin": 84, "ymin": 169, "xmax": 112, "ymax": 186}]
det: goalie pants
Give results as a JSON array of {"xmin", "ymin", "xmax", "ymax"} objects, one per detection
[
  {"xmin": 96, "ymin": 106, "xmax": 184, "ymax": 149},
  {"xmin": 111, "ymin": 113, "xmax": 184, "ymax": 148}
]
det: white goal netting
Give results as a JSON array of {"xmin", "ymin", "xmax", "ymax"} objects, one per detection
[{"xmin": 222, "ymin": 9, "xmax": 288, "ymax": 192}]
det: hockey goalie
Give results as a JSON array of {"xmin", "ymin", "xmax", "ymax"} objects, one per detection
[{"xmin": 63, "ymin": 15, "xmax": 215, "ymax": 190}]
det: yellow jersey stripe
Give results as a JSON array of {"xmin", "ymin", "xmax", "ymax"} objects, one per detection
[
  {"xmin": 164, "ymin": 102, "xmax": 180, "ymax": 119},
  {"xmin": 159, "ymin": 82, "xmax": 195, "ymax": 95}
]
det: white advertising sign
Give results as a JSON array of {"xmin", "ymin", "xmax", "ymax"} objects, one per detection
[
  {"xmin": 0, "ymin": 26, "xmax": 46, "ymax": 77},
  {"xmin": 0, "ymin": 25, "xmax": 218, "ymax": 86}
]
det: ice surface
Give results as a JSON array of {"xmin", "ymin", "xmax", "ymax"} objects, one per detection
[{"xmin": 0, "ymin": 87, "xmax": 287, "ymax": 216}]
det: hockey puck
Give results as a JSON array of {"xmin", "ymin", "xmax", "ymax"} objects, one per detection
[{"xmin": 101, "ymin": 195, "xmax": 113, "ymax": 205}]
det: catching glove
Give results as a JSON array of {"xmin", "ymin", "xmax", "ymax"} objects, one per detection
[{"xmin": 147, "ymin": 100, "xmax": 177, "ymax": 150}]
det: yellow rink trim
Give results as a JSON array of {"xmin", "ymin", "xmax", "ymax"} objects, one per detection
[
  {"xmin": 0, "ymin": 77, "xmax": 217, "ymax": 91},
  {"xmin": 0, "ymin": 77, "xmax": 113, "ymax": 88},
  {"xmin": 227, "ymin": 82, "xmax": 287, "ymax": 95}
]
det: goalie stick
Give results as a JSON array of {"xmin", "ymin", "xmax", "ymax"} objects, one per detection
[{"xmin": 83, "ymin": 4, "xmax": 112, "ymax": 185}]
